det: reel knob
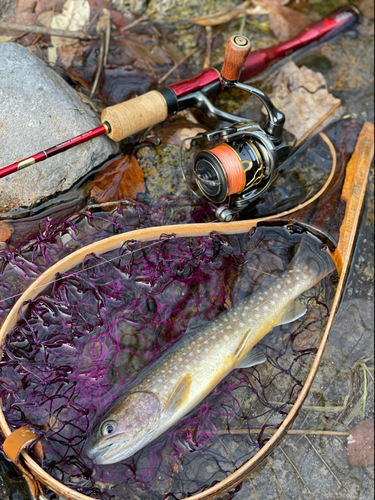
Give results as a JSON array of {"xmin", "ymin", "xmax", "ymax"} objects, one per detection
[{"xmin": 221, "ymin": 35, "xmax": 252, "ymax": 83}]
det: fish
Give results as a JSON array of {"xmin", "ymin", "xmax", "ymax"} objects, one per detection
[{"xmin": 85, "ymin": 234, "xmax": 335, "ymax": 465}]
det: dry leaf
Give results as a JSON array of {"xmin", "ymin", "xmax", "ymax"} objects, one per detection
[
  {"xmin": 253, "ymin": 0, "xmax": 310, "ymax": 41},
  {"xmin": 38, "ymin": 10, "xmax": 55, "ymax": 26},
  {"xmin": 50, "ymin": 0, "xmax": 90, "ymax": 47},
  {"xmin": 0, "ymin": 221, "xmax": 13, "ymax": 243},
  {"xmin": 89, "ymin": 155, "xmax": 145, "ymax": 207},
  {"xmin": 347, "ymin": 420, "xmax": 374, "ymax": 467},
  {"xmin": 147, "ymin": 117, "xmax": 207, "ymax": 148},
  {"xmin": 96, "ymin": 8, "xmax": 111, "ymax": 32},
  {"xmin": 268, "ymin": 61, "xmax": 341, "ymax": 140}
]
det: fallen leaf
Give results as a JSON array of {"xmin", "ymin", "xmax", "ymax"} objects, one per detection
[
  {"xmin": 0, "ymin": 221, "xmax": 13, "ymax": 243},
  {"xmin": 253, "ymin": 0, "xmax": 310, "ymax": 41},
  {"xmin": 38, "ymin": 10, "xmax": 55, "ymax": 26},
  {"xmin": 147, "ymin": 117, "xmax": 207, "ymax": 147},
  {"xmin": 347, "ymin": 420, "xmax": 374, "ymax": 467},
  {"xmin": 96, "ymin": 7, "xmax": 110, "ymax": 32},
  {"xmin": 360, "ymin": 0, "xmax": 375, "ymax": 20},
  {"xmin": 89, "ymin": 155, "xmax": 145, "ymax": 207},
  {"xmin": 268, "ymin": 61, "xmax": 341, "ymax": 140},
  {"xmin": 58, "ymin": 43, "xmax": 89, "ymax": 67},
  {"xmin": 50, "ymin": 0, "xmax": 90, "ymax": 47},
  {"xmin": 110, "ymin": 9, "xmax": 128, "ymax": 30}
]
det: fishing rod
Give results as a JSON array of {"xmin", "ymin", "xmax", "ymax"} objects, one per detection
[{"xmin": 0, "ymin": 5, "xmax": 359, "ymax": 222}]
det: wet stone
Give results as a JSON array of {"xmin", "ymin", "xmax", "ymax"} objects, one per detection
[
  {"xmin": 0, "ymin": 43, "xmax": 118, "ymax": 215},
  {"xmin": 135, "ymin": 143, "xmax": 187, "ymax": 205}
]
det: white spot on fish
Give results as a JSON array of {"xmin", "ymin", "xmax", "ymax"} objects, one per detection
[
  {"xmin": 197, "ymin": 349, "xmax": 201, "ymax": 353},
  {"xmin": 204, "ymin": 340, "xmax": 209, "ymax": 344},
  {"xmin": 158, "ymin": 379, "xmax": 162, "ymax": 383},
  {"xmin": 277, "ymin": 285, "xmax": 281, "ymax": 289},
  {"xmin": 258, "ymin": 296, "xmax": 263, "ymax": 300},
  {"xmin": 224, "ymin": 318, "xmax": 228, "ymax": 323},
  {"xmin": 255, "ymin": 314, "xmax": 260, "ymax": 318},
  {"xmin": 245, "ymin": 307, "xmax": 249, "ymax": 310},
  {"xmin": 212, "ymin": 335, "xmax": 216, "ymax": 339},
  {"xmin": 240, "ymin": 322, "xmax": 245, "ymax": 327},
  {"xmin": 263, "ymin": 306, "xmax": 269, "ymax": 311},
  {"xmin": 205, "ymin": 348, "xmax": 209, "ymax": 352},
  {"xmin": 224, "ymin": 335, "xmax": 230, "ymax": 341}
]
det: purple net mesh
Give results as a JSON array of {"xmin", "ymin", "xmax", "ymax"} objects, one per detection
[{"xmin": 0, "ymin": 196, "xmax": 334, "ymax": 500}]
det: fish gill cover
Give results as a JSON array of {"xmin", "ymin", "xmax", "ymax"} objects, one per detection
[{"xmin": 0, "ymin": 196, "xmax": 335, "ymax": 500}]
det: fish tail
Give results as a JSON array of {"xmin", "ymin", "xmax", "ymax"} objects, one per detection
[{"xmin": 289, "ymin": 234, "xmax": 336, "ymax": 281}]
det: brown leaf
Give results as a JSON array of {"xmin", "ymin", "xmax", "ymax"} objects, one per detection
[
  {"xmin": 0, "ymin": 221, "xmax": 13, "ymax": 243},
  {"xmin": 89, "ymin": 155, "xmax": 145, "ymax": 207},
  {"xmin": 253, "ymin": 0, "xmax": 310, "ymax": 41},
  {"xmin": 268, "ymin": 61, "xmax": 341, "ymax": 140},
  {"xmin": 347, "ymin": 420, "xmax": 374, "ymax": 467},
  {"xmin": 147, "ymin": 117, "xmax": 208, "ymax": 147}
]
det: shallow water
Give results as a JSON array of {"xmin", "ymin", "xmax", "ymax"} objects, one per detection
[{"xmin": 0, "ymin": 1, "xmax": 374, "ymax": 499}]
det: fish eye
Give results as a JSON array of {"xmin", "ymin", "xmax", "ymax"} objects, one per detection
[{"xmin": 101, "ymin": 420, "xmax": 117, "ymax": 437}]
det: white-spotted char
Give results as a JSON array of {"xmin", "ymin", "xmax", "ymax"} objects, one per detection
[{"xmin": 85, "ymin": 235, "xmax": 335, "ymax": 464}]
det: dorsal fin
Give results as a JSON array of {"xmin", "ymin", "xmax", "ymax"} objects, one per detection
[{"xmin": 164, "ymin": 374, "xmax": 192, "ymax": 412}]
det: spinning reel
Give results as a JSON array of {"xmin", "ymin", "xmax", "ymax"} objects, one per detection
[{"xmin": 180, "ymin": 35, "xmax": 296, "ymax": 222}]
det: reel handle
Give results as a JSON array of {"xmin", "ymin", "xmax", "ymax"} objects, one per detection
[{"xmin": 221, "ymin": 35, "xmax": 252, "ymax": 83}]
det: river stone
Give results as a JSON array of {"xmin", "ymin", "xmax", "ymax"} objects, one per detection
[{"xmin": 0, "ymin": 43, "xmax": 118, "ymax": 214}]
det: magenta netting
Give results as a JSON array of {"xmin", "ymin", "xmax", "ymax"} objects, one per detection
[{"xmin": 0, "ymin": 196, "xmax": 334, "ymax": 500}]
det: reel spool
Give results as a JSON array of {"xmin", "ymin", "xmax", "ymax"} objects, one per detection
[{"xmin": 179, "ymin": 34, "xmax": 296, "ymax": 222}]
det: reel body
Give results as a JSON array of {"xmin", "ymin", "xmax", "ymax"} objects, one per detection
[{"xmin": 179, "ymin": 35, "xmax": 296, "ymax": 222}]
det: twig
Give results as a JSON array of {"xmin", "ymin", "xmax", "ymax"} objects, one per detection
[
  {"xmin": 0, "ymin": 22, "xmax": 92, "ymax": 40},
  {"xmin": 86, "ymin": 0, "xmax": 111, "ymax": 33},
  {"xmin": 159, "ymin": 46, "xmax": 201, "ymax": 84},
  {"xmin": 103, "ymin": 16, "xmax": 111, "ymax": 67},
  {"xmin": 90, "ymin": 32, "xmax": 105, "ymax": 99},
  {"xmin": 217, "ymin": 429, "xmax": 349, "ymax": 436},
  {"xmin": 120, "ymin": 9, "xmax": 156, "ymax": 32},
  {"xmin": 203, "ymin": 26, "xmax": 213, "ymax": 69},
  {"xmin": 30, "ymin": 34, "xmax": 43, "ymax": 46},
  {"xmin": 279, "ymin": 446, "xmax": 318, "ymax": 500},
  {"xmin": 295, "ymin": 101, "xmax": 341, "ymax": 148}
]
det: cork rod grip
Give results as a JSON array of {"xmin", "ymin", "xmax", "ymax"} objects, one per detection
[
  {"xmin": 101, "ymin": 90, "xmax": 169, "ymax": 142},
  {"xmin": 221, "ymin": 35, "xmax": 252, "ymax": 82}
]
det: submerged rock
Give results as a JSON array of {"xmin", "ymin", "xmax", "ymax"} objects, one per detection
[{"xmin": 0, "ymin": 43, "xmax": 118, "ymax": 214}]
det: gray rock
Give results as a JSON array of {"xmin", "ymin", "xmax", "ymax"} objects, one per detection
[
  {"xmin": 0, "ymin": 43, "xmax": 118, "ymax": 214},
  {"xmin": 0, "ymin": 0, "xmax": 16, "ymax": 21}
]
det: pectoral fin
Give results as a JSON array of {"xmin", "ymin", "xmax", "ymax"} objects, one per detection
[
  {"xmin": 278, "ymin": 300, "xmax": 307, "ymax": 326},
  {"xmin": 236, "ymin": 346, "xmax": 267, "ymax": 369},
  {"xmin": 165, "ymin": 374, "xmax": 192, "ymax": 412}
]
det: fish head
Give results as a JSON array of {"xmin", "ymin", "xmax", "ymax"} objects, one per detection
[{"xmin": 85, "ymin": 391, "xmax": 161, "ymax": 465}]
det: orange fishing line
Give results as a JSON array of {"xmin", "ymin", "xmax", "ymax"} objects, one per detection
[{"xmin": 211, "ymin": 144, "xmax": 245, "ymax": 196}]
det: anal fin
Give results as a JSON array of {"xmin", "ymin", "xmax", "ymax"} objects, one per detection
[
  {"xmin": 237, "ymin": 346, "xmax": 267, "ymax": 369},
  {"xmin": 278, "ymin": 300, "xmax": 307, "ymax": 326},
  {"xmin": 165, "ymin": 374, "xmax": 192, "ymax": 412}
]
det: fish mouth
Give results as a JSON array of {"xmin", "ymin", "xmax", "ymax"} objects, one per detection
[{"xmin": 84, "ymin": 433, "xmax": 134, "ymax": 465}]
